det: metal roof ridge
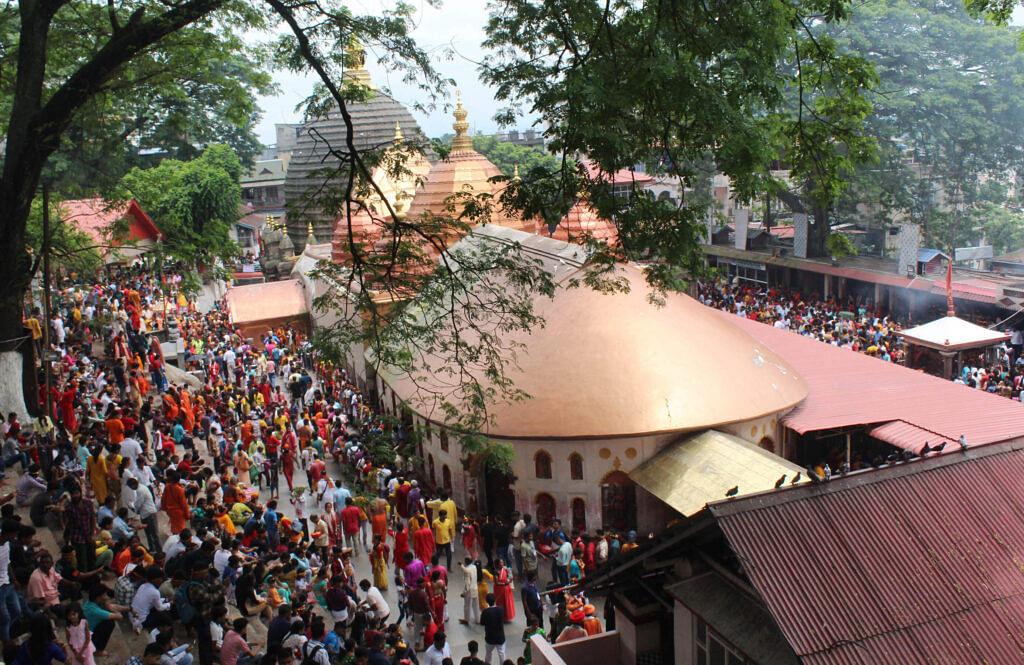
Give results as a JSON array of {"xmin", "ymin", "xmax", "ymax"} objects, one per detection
[{"xmin": 707, "ymin": 436, "xmax": 1024, "ymax": 519}]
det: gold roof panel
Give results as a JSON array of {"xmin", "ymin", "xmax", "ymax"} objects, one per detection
[{"xmin": 629, "ymin": 430, "xmax": 807, "ymax": 517}]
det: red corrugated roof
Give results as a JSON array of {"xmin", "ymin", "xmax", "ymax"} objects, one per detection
[
  {"xmin": 709, "ymin": 443, "xmax": 1024, "ymax": 664},
  {"xmin": 60, "ymin": 198, "xmax": 162, "ymax": 248},
  {"xmin": 868, "ymin": 420, "xmax": 956, "ymax": 451},
  {"xmin": 718, "ymin": 311, "xmax": 1024, "ymax": 450}
]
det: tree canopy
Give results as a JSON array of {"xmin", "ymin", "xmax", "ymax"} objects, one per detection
[
  {"xmin": 118, "ymin": 144, "xmax": 242, "ymax": 266},
  {"xmin": 0, "ymin": 3, "xmax": 274, "ymax": 199},
  {"xmin": 470, "ymin": 135, "xmax": 562, "ymax": 177},
  {"xmin": 482, "ymin": 0, "xmax": 877, "ymax": 271},
  {"xmin": 829, "ymin": 0, "xmax": 1024, "ymax": 251}
]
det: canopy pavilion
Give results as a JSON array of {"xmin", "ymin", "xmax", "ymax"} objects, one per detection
[{"xmin": 897, "ymin": 315, "xmax": 1010, "ymax": 379}]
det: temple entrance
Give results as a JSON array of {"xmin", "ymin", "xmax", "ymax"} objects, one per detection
[
  {"xmin": 601, "ymin": 470, "xmax": 636, "ymax": 531},
  {"xmin": 469, "ymin": 453, "xmax": 514, "ymax": 519},
  {"xmin": 485, "ymin": 465, "xmax": 516, "ymax": 520}
]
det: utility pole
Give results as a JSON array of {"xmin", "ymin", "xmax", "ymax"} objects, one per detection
[{"xmin": 41, "ymin": 183, "xmax": 53, "ymax": 421}]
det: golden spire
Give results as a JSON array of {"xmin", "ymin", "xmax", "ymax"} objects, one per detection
[
  {"xmin": 451, "ymin": 91, "xmax": 473, "ymax": 153},
  {"xmin": 306, "ymin": 221, "xmax": 317, "ymax": 246},
  {"xmin": 512, "ymin": 164, "xmax": 521, "ymax": 183},
  {"xmin": 394, "ymin": 122, "xmax": 404, "ymax": 142},
  {"xmin": 343, "ymin": 39, "xmax": 372, "ymax": 86}
]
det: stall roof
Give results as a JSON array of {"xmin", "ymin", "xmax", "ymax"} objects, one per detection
[
  {"xmin": 918, "ymin": 248, "xmax": 948, "ymax": 263},
  {"xmin": 629, "ymin": 430, "xmax": 806, "ymax": 517},
  {"xmin": 897, "ymin": 315, "xmax": 1011, "ymax": 352},
  {"xmin": 225, "ymin": 279, "xmax": 308, "ymax": 325}
]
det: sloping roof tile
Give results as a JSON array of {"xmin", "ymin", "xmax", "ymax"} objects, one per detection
[{"xmin": 709, "ymin": 444, "xmax": 1024, "ymax": 664}]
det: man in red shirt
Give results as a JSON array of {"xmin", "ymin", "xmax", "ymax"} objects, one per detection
[
  {"xmin": 309, "ymin": 457, "xmax": 326, "ymax": 486},
  {"xmin": 340, "ymin": 497, "xmax": 362, "ymax": 558},
  {"xmin": 395, "ymin": 478, "xmax": 411, "ymax": 523}
]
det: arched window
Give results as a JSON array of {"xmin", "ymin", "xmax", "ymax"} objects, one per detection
[
  {"xmin": 758, "ymin": 436, "xmax": 775, "ymax": 454},
  {"xmin": 428, "ymin": 454, "xmax": 436, "ymax": 484},
  {"xmin": 571, "ymin": 497, "xmax": 586, "ymax": 531},
  {"xmin": 440, "ymin": 430, "xmax": 450, "ymax": 452},
  {"xmin": 535, "ymin": 450, "xmax": 553, "ymax": 479},
  {"xmin": 536, "ymin": 493, "xmax": 556, "ymax": 527},
  {"xmin": 569, "ymin": 452, "xmax": 584, "ymax": 480},
  {"xmin": 442, "ymin": 464, "xmax": 452, "ymax": 491}
]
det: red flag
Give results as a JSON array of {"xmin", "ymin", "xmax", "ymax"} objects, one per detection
[{"xmin": 946, "ymin": 257, "xmax": 955, "ymax": 317}]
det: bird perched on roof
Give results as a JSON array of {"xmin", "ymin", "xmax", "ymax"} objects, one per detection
[
  {"xmin": 823, "ymin": 464, "xmax": 832, "ymax": 481},
  {"xmin": 774, "ymin": 474, "xmax": 787, "ymax": 489},
  {"xmin": 921, "ymin": 442, "xmax": 931, "ymax": 455},
  {"xmin": 791, "ymin": 472, "xmax": 801, "ymax": 484},
  {"xmin": 725, "ymin": 486, "xmax": 739, "ymax": 497},
  {"xmin": 933, "ymin": 441, "xmax": 947, "ymax": 453},
  {"xmin": 959, "ymin": 434, "xmax": 968, "ymax": 451},
  {"xmin": 839, "ymin": 461, "xmax": 850, "ymax": 475}
]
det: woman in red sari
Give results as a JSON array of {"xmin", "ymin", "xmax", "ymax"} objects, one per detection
[
  {"xmin": 493, "ymin": 560, "xmax": 515, "ymax": 622},
  {"xmin": 427, "ymin": 568, "xmax": 447, "ymax": 625},
  {"xmin": 391, "ymin": 517, "xmax": 410, "ymax": 584},
  {"xmin": 280, "ymin": 441, "xmax": 295, "ymax": 491},
  {"xmin": 59, "ymin": 384, "xmax": 77, "ymax": 433}
]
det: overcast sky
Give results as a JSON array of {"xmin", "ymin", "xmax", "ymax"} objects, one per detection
[
  {"xmin": 254, "ymin": 1, "xmax": 1024, "ymax": 147},
  {"xmin": 254, "ymin": 0, "xmax": 525, "ymax": 146}
]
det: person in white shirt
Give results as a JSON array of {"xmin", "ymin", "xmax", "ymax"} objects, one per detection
[
  {"xmin": 129, "ymin": 477, "xmax": 160, "ymax": 551},
  {"xmin": 421, "ymin": 632, "xmax": 452, "ymax": 665},
  {"xmin": 301, "ymin": 631, "xmax": 331, "ymax": 665},
  {"xmin": 162, "ymin": 529, "xmax": 197, "ymax": 560},
  {"xmin": 213, "ymin": 545, "xmax": 233, "ymax": 575},
  {"xmin": 51, "ymin": 316, "xmax": 65, "ymax": 345},
  {"xmin": 120, "ymin": 437, "xmax": 143, "ymax": 466},
  {"xmin": 358, "ymin": 579, "xmax": 390, "ymax": 624},
  {"xmin": 458, "ymin": 558, "xmax": 479, "ymax": 625},
  {"xmin": 132, "ymin": 569, "xmax": 171, "ymax": 630}
]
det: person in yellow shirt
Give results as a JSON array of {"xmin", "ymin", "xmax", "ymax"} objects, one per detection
[
  {"xmin": 214, "ymin": 506, "xmax": 237, "ymax": 536},
  {"xmin": 431, "ymin": 509, "xmax": 455, "ymax": 570},
  {"xmin": 426, "ymin": 491, "xmax": 459, "ymax": 536}
]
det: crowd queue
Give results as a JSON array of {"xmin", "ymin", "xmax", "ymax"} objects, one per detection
[
  {"xmin": 698, "ymin": 279, "xmax": 1024, "ymax": 399},
  {"xmin": 2, "ymin": 265, "xmax": 620, "ymax": 665}
]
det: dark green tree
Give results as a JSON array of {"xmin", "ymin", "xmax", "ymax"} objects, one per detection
[
  {"xmin": 471, "ymin": 135, "xmax": 562, "ymax": 177},
  {"xmin": 482, "ymin": 0, "xmax": 878, "ymax": 270},
  {"xmin": 0, "ymin": 5, "xmax": 274, "ymax": 198},
  {"xmin": 118, "ymin": 144, "xmax": 243, "ymax": 267},
  {"xmin": 828, "ymin": 0, "xmax": 1024, "ymax": 251}
]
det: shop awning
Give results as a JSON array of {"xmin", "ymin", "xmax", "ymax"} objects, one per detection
[{"xmin": 629, "ymin": 430, "xmax": 806, "ymax": 517}]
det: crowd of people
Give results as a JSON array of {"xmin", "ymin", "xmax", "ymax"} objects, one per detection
[
  {"xmin": 697, "ymin": 279, "xmax": 1024, "ymax": 399},
  {"xmin": 0, "ymin": 263, "xmax": 613, "ymax": 665}
]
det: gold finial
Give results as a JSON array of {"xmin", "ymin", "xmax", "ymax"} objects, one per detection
[
  {"xmin": 343, "ymin": 39, "xmax": 372, "ymax": 86},
  {"xmin": 451, "ymin": 91, "xmax": 472, "ymax": 153},
  {"xmin": 394, "ymin": 122, "xmax": 404, "ymax": 142},
  {"xmin": 306, "ymin": 221, "xmax": 317, "ymax": 245},
  {"xmin": 512, "ymin": 164, "xmax": 521, "ymax": 183}
]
